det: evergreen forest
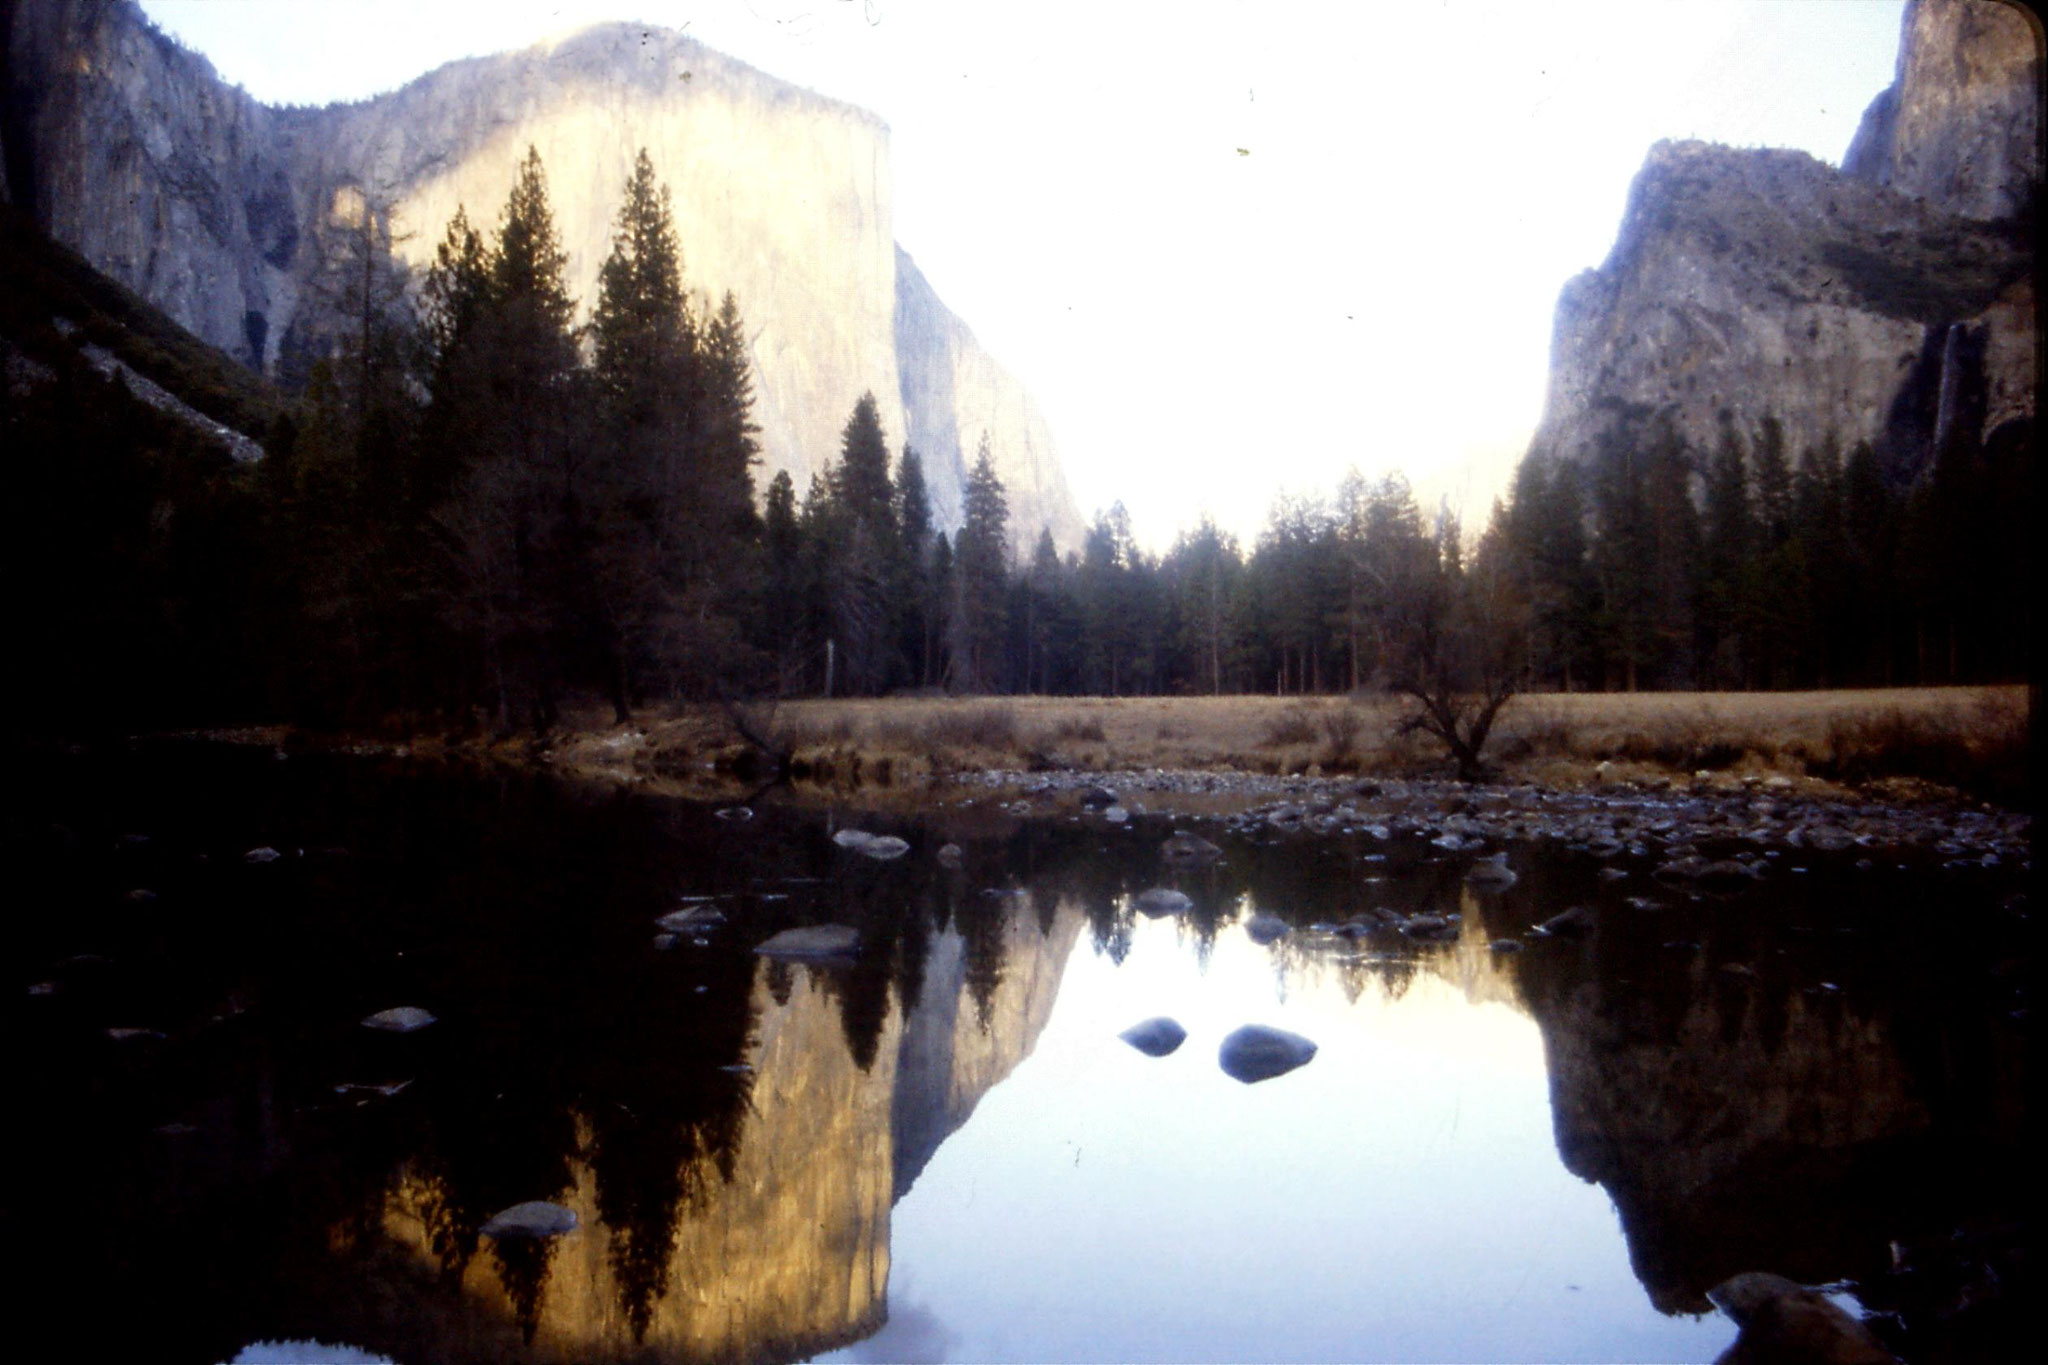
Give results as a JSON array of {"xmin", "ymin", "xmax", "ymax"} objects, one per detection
[{"xmin": 3, "ymin": 148, "xmax": 2031, "ymax": 739}]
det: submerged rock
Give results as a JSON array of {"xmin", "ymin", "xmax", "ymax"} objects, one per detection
[
  {"xmin": 244, "ymin": 846, "xmax": 282, "ymax": 864},
  {"xmin": 1489, "ymin": 938, "xmax": 1524, "ymax": 954},
  {"xmin": 1162, "ymin": 830, "xmax": 1223, "ymax": 863},
  {"xmin": 1399, "ymin": 914, "xmax": 1459, "ymax": 943},
  {"xmin": 857, "ymin": 835, "xmax": 911, "ymax": 860},
  {"xmin": 1219, "ymin": 1025, "xmax": 1318, "ymax": 1084},
  {"xmin": 656, "ymin": 905, "xmax": 726, "ymax": 933},
  {"xmin": 1103, "ymin": 805, "xmax": 1130, "ymax": 824},
  {"xmin": 1464, "ymin": 853, "xmax": 1518, "ymax": 889},
  {"xmin": 832, "ymin": 828, "xmax": 877, "ymax": 849},
  {"xmin": 1079, "ymin": 785, "xmax": 1120, "ymax": 808},
  {"xmin": 1245, "ymin": 912, "xmax": 1292, "ymax": 945},
  {"xmin": 479, "ymin": 1200, "xmax": 579, "ymax": 1241},
  {"xmin": 1119, "ymin": 1017, "xmax": 1188, "ymax": 1057},
  {"xmin": 753, "ymin": 924, "xmax": 859, "ymax": 961},
  {"xmin": 361, "ymin": 1006, "xmax": 437, "ymax": 1033},
  {"xmin": 1133, "ymin": 887, "xmax": 1193, "ymax": 918},
  {"xmin": 713, "ymin": 805, "xmax": 753, "ymax": 822},
  {"xmin": 936, "ymin": 843, "xmax": 965, "ymax": 867},
  {"xmin": 1533, "ymin": 906, "xmax": 1596, "ymax": 939}
]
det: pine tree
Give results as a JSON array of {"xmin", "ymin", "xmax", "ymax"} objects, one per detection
[{"xmin": 952, "ymin": 435, "xmax": 1011, "ymax": 691}]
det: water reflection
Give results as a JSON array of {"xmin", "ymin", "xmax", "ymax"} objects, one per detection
[{"xmin": 7, "ymin": 745, "xmax": 2024, "ymax": 1363}]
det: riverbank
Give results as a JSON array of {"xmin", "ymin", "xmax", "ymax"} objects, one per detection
[{"xmin": 478, "ymin": 686, "xmax": 2026, "ymax": 809}]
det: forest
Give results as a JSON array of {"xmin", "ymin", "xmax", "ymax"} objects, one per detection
[{"xmin": 2, "ymin": 146, "xmax": 2031, "ymax": 739}]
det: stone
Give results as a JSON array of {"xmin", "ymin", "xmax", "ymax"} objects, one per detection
[
  {"xmin": 833, "ymin": 828, "xmax": 877, "ymax": 849},
  {"xmin": 1161, "ymin": 830, "xmax": 1222, "ymax": 863},
  {"xmin": 657, "ymin": 905, "xmax": 726, "ymax": 933},
  {"xmin": 857, "ymin": 835, "xmax": 910, "ymax": 860},
  {"xmin": 1465, "ymin": 852, "xmax": 1518, "ymax": 889},
  {"xmin": 1533, "ymin": 906, "xmax": 1596, "ymax": 938},
  {"xmin": 245, "ymin": 846, "xmax": 281, "ymax": 864},
  {"xmin": 1218, "ymin": 1025, "xmax": 1317, "ymax": 1084},
  {"xmin": 1102, "ymin": 805, "xmax": 1130, "ymax": 824},
  {"xmin": 1119, "ymin": 1017, "xmax": 1187, "ymax": 1057},
  {"xmin": 1079, "ymin": 785, "xmax": 1120, "ymax": 808},
  {"xmin": 1399, "ymin": 914, "xmax": 1459, "ymax": 943},
  {"xmin": 713, "ymin": 805, "xmax": 752, "ymax": 821},
  {"xmin": 1244, "ymin": 912, "xmax": 1292, "ymax": 945},
  {"xmin": 361, "ymin": 1006, "xmax": 436, "ymax": 1033},
  {"xmin": 1489, "ymin": 938, "xmax": 1524, "ymax": 954},
  {"xmin": 753, "ymin": 924, "xmax": 859, "ymax": 961},
  {"xmin": 936, "ymin": 842, "xmax": 965, "ymax": 866},
  {"xmin": 1132, "ymin": 888, "xmax": 1192, "ymax": 918},
  {"xmin": 479, "ymin": 1200, "xmax": 579, "ymax": 1241}
]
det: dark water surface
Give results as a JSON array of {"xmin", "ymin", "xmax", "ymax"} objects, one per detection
[{"xmin": 7, "ymin": 743, "xmax": 2026, "ymax": 1363}]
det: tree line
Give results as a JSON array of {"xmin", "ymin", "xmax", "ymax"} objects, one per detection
[{"xmin": 4, "ymin": 145, "xmax": 2027, "ymax": 738}]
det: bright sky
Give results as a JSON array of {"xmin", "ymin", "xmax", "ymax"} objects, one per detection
[{"xmin": 141, "ymin": 0, "xmax": 1906, "ymax": 550}]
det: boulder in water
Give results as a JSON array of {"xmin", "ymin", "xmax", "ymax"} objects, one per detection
[
  {"xmin": 1219, "ymin": 1025, "xmax": 1317, "ymax": 1084},
  {"xmin": 1464, "ymin": 853, "xmax": 1517, "ymax": 889},
  {"xmin": 480, "ymin": 1200, "xmax": 579, "ymax": 1241},
  {"xmin": 937, "ymin": 843, "xmax": 965, "ymax": 867},
  {"xmin": 858, "ymin": 835, "xmax": 910, "ymax": 860},
  {"xmin": 1533, "ymin": 906, "xmax": 1596, "ymax": 938},
  {"xmin": 1245, "ymin": 912, "xmax": 1292, "ymax": 945},
  {"xmin": 1162, "ymin": 831, "xmax": 1222, "ymax": 863},
  {"xmin": 1133, "ymin": 887, "xmax": 1192, "ymax": 918},
  {"xmin": 245, "ymin": 846, "xmax": 282, "ymax": 864},
  {"xmin": 1119, "ymin": 1017, "xmax": 1188, "ymax": 1057},
  {"xmin": 657, "ymin": 905, "xmax": 725, "ymax": 933},
  {"xmin": 361, "ymin": 1006, "xmax": 436, "ymax": 1033},
  {"xmin": 833, "ymin": 828, "xmax": 876, "ymax": 849},
  {"xmin": 754, "ymin": 924, "xmax": 859, "ymax": 961}
]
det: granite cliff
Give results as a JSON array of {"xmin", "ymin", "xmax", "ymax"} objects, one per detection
[
  {"xmin": 2, "ymin": 0, "xmax": 1085, "ymax": 550},
  {"xmin": 1527, "ymin": 0, "xmax": 2038, "ymax": 483}
]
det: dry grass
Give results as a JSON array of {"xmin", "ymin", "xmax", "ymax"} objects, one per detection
[{"xmin": 603, "ymin": 686, "xmax": 2027, "ymax": 803}]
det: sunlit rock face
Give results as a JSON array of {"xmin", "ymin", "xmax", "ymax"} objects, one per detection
[
  {"xmin": 895, "ymin": 248, "xmax": 1085, "ymax": 553},
  {"xmin": 360, "ymin": 898, "xmax": 1081, "ymax": 1363},
  {"xmin": 3, "ymin": 1, "xmax": 1084, "ymax": 547},
  {"xmin": 1527, "ymin": 0, "xmax": 2036, "ymax": 485},
  {"xmin": 1843, "ymin": 0, "xmax": 2042, "ymax": 222}
]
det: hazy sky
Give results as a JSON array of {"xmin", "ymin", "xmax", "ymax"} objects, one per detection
[{"xmin": 141, "ymin": 0, "xmax": 1907, "ymax": 549}]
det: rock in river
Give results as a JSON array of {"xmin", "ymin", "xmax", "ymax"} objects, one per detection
[
  {"xmin": 361, "ymin": 1006, "xmax": 436, "ymax": 1033},
  {"xmin": 1133, "ymin": 888, "xmax": 1192, "ymax": 918},
  {"xmin": 1533, "ymin": 906, "xmax": 1596, "ymax": 938},
  {"xmin": 1119, "ymin": 1017, "xmax": 1188, "ymax": 1057},
  {"xmin": 753, "ymin": 924, "xmax": 859, "ymax": 961},
  {"xmin": 656, "ymin": 905, "xmax": 725, "ymax": 933},
  {"xmin": 1245, "ymin": 912, "xmax": 1292, "ymax": 945},
  {"xmin": 1464, "ymin": 853, "xmax": 1518, "ymax": 889},
  {"xmin": 833, "ymin": 829, "xmax": 909, "ymax": 859},
  {"xmin": 480, "ymin": 1200, "xmax": 579, "ymax": 1241},
  {"xmin": 1162, "ymin": 831, "xmax": 1223, "ymax": 864},
  {"xmin": 1219, "ymin": 1025, "xmax": 1317, "ymax": 1084}
]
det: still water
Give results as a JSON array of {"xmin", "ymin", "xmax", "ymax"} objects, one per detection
[{"xmin": 8, "ymin": 744, "xmax": 2025, "ymax": 1363}]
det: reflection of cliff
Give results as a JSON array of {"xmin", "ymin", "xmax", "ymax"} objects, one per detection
[
  {"xmin": 892, "ymin": 895, "xmax": 1084, "ymax": 1197},
  {"xmin": 1532, "ymin": 970, "xmax": 1925, "ymax": 1313},
  {"xmin": 359, "ymin": 895, "xmax": 1082, "ymax": 1363}
]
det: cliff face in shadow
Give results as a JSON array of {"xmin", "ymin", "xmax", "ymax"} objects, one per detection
[
  {"xmin": 1527, "ymin": 0, "xmax": 2037, "ymax": 486},
  {"xmin": 346, "ymin": 896, "xmax": 1083, "ymax": 1364},
  {"xmin": 2, "ymin": 0, "xmax": 1085, "ymax": 548}
]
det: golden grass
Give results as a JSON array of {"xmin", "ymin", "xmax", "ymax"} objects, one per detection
[{"xmin": 698, "ymin": 686, "xmax": 2030, "ymax": 799}]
